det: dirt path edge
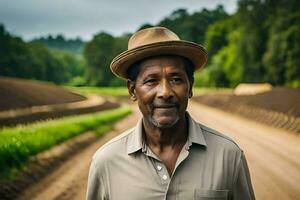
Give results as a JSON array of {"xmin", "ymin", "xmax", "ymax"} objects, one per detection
[{"xmin": 0, "ymin": 131, "xmax": 99, "ymax": 200}]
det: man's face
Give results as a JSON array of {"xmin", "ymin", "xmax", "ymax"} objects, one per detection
[{"xmin": 128, "ymin": 56, "xmax": 192, "ymax": 129}]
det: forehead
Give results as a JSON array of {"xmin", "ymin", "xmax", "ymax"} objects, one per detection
[{"xmin": 137, "ymin": 55, "xmax": 186, "ymax": 76}]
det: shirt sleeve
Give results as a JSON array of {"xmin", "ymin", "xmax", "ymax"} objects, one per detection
[
  {"xmin": 232, "ymin": 152, "xmax": 255, "ymax": 200},
  {"xmin": 86, "ymin": 157, "xmax": 108, "ymax": 200}
]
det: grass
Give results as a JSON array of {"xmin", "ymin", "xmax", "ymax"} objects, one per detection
[
  {"xmin": 66, "ymin": 86, "xmax": 129, "ymax": 96},
  {"xmin": 0, "ymin": 106, "xmax": 131, "ymax": 180}
]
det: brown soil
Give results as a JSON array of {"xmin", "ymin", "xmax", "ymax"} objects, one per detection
[
  {"xmin": 0, "ymin": 102, "xmax": 137, "ymax": 200},
  {"xmin": 188, "ymin": 102, "xmax": 300, "ymax": 200},
  {"xmin": 0, "ymin": 77, "xmax": 86, "ymax": 111},
  {"xmin": 193, "ymin": 87, "xmax": 300, "ymax": 134},
  {"xmin": 0, "ymin": 96, "xmax": 119, "ymax": 127},
  {"xmin": 5, "ymin": 102, "xmax": 299, "ymax": 200},
  {"xmin": 0, "ymin": 77, "xmax": 121, "ymax": 127},
  {"xmin": 0, "ymin": 132, "xmax": 98, "ymax": 200},
  {"xmin": 1, "ymin": 83, "xmax": 299, "ymax": 199},
  {"xmin": 16, "ymin": 105, "xmax": 141, "ymax": 200}
]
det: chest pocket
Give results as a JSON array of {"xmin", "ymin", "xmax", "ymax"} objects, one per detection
[{"xmin": 194, "ymin": 189, "xmax": 228, "ymax": 200}]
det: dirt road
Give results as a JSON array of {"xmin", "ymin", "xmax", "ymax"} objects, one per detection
[
  {"xmin": 19, "ymin": 102, "xmax": 300, "ymax": 200},
  {"xmin": 188, "ymin": 101, "xmax": 300, "ymax": 200}
]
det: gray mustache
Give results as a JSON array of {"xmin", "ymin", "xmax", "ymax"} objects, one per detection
[{"xmin": 152, "ymin": 103, "xmax": 179, "ymax": 108}]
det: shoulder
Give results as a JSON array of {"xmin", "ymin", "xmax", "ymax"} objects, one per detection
[
  {"xmin": 197, "ymin": 122, "xmax": 245, "ymax": 171},
  {"xmin": 91, "ymin": 127, "xmax": 134, "ymax": 166},
  {"xmin": 199, "ymin": 122, "xmax": 242, "ymax": 153}
]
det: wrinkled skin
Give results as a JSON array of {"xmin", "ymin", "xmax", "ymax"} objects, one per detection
[{"xmin": 127, "ymin": 55, "xmax": 193, "ymax": 130}]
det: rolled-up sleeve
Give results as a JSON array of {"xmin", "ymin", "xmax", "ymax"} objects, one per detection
[{"xmin": 232, "ymin": 152, "xmax": 255, "ymax": 200}]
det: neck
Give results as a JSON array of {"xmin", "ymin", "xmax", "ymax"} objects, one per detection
[{"xmin": 142, "ymin": 114, "xmax": 188, "ymax": 151}]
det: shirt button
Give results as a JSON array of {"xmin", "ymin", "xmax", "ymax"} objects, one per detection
[
  {"xmin": 156, "ymin": 165, "xmax": 162, "ymax": 171},
  {"xmin": 162, "ymin": 174, "xmax": 168, "ymax": 180}
]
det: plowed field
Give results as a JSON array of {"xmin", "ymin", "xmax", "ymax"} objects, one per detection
[
  {"xmin": 0, "ymin": 77, "xmax": 86, "ymax": 111},
  {"xmin": 193, "ymin": 87, "xmax": 300, "ymax": 134}
]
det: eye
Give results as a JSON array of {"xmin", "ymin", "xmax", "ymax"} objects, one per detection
[
  {"xmin": 171, "ymin": 77, "xmax": 183, "ymax": 83},
  {"xmin": 144, "ymin": 78, "xmax": 157, "ymax": 86}
]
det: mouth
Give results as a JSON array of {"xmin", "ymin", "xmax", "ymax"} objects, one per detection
[{"xmin": 153, "ymin": 104, "xmax": 178, "ymax": 109}]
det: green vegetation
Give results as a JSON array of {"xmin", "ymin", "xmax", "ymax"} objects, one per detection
[
  {"xmin": 0, "ymin": 106, "xmax": 131, "ymax": 180},
  {"xmin": 0, "ymin": 25, "xmax": 86, "ymax": 85},
  {"xmin": 1, "ymin": 0, "xmax": 298, "ymax": 87},
  {"xmin": 84, "ymin": 33, "xmax": 129, "ymax": 86},
  {"xmin": 157, "ymin": 6, "xmax": 228, "ymax": 45},
  {"xmin": 199, "ymin": 0, "xmax": 300, "ymax": 87},
  {"xmin": 83, "ymin": 1, "xmax": 299, "ymax": 87},
  {"xmin": 83, "ymin": 6, "xmax": 228, "ymax": 86},
  {"xmin": 67, "ymin": 86, "xmax": 231, "ymax": 97},
  {"xmin": 67, "ymin": 86, "xmax": 129, "ymax": 96},
  {"xmin": 31, "ymin": 34, "xmax": 85, "ymax": 55}
]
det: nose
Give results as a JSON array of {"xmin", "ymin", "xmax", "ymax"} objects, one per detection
[{"xmin": 157, "ymin": 80, "xmax": 174, "ymax": 100}]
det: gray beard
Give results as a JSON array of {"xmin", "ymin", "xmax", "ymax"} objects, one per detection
[{"xmin": 146, "ymin": 114, "xmax": 180, "ymax": 129}]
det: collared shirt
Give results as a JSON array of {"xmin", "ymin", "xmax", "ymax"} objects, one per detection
[{"xmin": 86, "ymin": 113, "xmax": 255, "ymax": 200}]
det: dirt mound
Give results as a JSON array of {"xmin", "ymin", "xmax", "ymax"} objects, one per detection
[
  {"xmin": 193, "ymin": 87, "xmax": 300, "ymax": 134},
  {"xmin": 0, "ymin": 99, "xmax": 119, "ymax": 127},
  {"xmin": 0, "ymin": 77, "xmax": 86, "ymax": 111}
]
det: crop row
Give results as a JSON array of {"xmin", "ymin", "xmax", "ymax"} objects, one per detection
[{"xmin": 0, "ymin": 106, "xmax": 131, "ymax": 180}]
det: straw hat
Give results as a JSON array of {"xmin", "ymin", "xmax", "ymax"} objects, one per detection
[{"xmin": 110, "ymin": 27, "xmax": 208, "ymax": 80}]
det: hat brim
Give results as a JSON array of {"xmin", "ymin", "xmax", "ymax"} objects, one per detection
[{"xmin": 110, "ymin": 40, "xmax": 208, "ymax": 80}]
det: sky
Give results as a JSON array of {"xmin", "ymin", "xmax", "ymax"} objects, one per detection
[{"xmin": 0, "ymin": 0, "xmax": 237, "ymax": 41}]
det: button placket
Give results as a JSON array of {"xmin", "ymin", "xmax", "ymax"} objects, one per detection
[
  {"xmin": 156, "ymin": 165, "xmax": 162, "ymax": 171},
  {"xmin": 162, "ymin": 174, "xmax": 168, "ymax": 180},
  {"xmin": 155, "ymin": 162, "xmax": 170, "ymax": 184}
]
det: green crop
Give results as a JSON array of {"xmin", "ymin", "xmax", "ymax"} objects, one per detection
[
  {"xmin": 66, "ymin": 86, "xmax": 129, "ymax": 96},
  {"xmin": 0, "ymin": 106, "xmax": 131, "ymax": 180}
]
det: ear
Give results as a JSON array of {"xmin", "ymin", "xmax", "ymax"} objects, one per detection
[{"xmin": 127, "ymin": 80, "xmax": 137, "ymax": 101}]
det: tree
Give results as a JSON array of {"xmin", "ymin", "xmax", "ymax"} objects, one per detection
[
  {"xmin": 31, "ymin": 34, "xmax": 85, "ymax": 55},
  {"xmin": 84, "ymin": 32, "xmax": 129, "ymax": 86},
  {"xmin": 197, "ymin": 29, "xmax": 243, "ymax": 87},
  {"xmin": 0, "ymin": 24, "xmax": 81, "ymax": 84},
  {"xmin": 158, "ymin": 5, "xmax": 228, "ymax": 44},
  {"xmin": 204, "ymin": 17, "xmax": 235, "ymax": 58},
  {"xmin": 138, "ymin": 23, "xmax": 154, "ymax": 31},
  {"xmin": 234, "ymin": 0, "xmax": 269, "ymax": 83},
  {"xmin": 263, "ymin": 0, "xmax": 300, "ymax": 86}
]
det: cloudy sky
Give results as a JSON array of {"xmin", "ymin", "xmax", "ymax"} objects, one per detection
[{"xmin": 0, "ymin": 0, "xmax": 237, "ymax": 41}]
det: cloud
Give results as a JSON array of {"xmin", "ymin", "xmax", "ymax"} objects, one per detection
[{"xmin": 0, "ymin": 0, "xmax": 237, "ymax": 40}]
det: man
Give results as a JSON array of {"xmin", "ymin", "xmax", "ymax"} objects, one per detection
[{"xmin": 86, "ymin": 27, "xmax": 255, "ymax": 200}]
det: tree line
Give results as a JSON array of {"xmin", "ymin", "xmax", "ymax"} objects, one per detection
[
  {"xmin": 84, "ymin": 0, "xmax": 299, "ymax": 87},
  {"xmin": 0, "ymin": 25, "xmax": 85, "ymax": 85},
  {"xmin": 31, "ymin": 35, "xmax": 84, "ymax": 55},
  {"xmin": 0, "ymin": 0, "xmax": 299, "ymax": 87},
  {"xmin": 197, "ymin": 0, "xmax": 300, "ymax": 87}
]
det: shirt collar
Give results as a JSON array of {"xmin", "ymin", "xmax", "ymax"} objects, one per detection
[
  {"xmin": 186, "ymin": 112, "xmax": 207, "ymax": 147},
  {"xmin": 127, "ymin": 118, "xmax": 144, "ymax": 154},
  {"xmin": 127, "ymin": 112, "xmax": 207, "ymax": 155}
]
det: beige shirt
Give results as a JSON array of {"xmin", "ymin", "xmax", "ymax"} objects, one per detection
[{"xmin": 87, "ymin": 113, "xmax": 255, "ymax": 200}]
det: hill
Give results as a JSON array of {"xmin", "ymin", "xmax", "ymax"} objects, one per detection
[
  {"xmin": 30, "ymin": 34, "xmax": 85, "ymax": 55},
  {"xmin": 0, "ymin": 77, "xmax": 86, "ymax": 111},
  {"xmin": 0, "ymin": 25, "xmax": 86, "ymax": 85}
]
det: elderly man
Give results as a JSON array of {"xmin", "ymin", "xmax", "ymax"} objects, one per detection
[{"xmin": 86, "ymin": 27, "xmax": 255, "ymax": 200}]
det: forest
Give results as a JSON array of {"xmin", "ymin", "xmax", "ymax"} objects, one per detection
[{"xmin": 0, "ymin": 0, "xmax": 299, "ymax": 87}]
